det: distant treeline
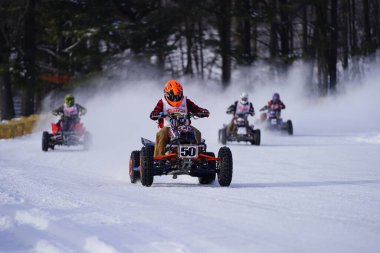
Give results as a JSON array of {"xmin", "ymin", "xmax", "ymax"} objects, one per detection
[{"xmin": 1, "ymin": 0, "xmax": 379, "ymax": 119}]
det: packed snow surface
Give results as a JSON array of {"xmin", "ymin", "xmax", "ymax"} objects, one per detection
[{"xmin": 1, "ymin": 65, "xmax": 380, "ymax": 252}]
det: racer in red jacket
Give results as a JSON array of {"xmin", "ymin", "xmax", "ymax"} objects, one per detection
[
  {"xmin": 259, "ymin": 92, "xmax": 286, "ymax": 121},
  {"xmin": 150, "ymin": 80, "xmax": 209, "ymax": 157}
]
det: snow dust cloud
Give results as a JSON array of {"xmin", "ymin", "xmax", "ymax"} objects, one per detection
[{"xmin": 35, "ymin": 59, "xmax": 380, "ymax": 179}]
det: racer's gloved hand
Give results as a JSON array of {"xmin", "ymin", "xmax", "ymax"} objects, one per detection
[
  {"xmin": 200, "ymin": 109, "xmax": 210, "ymax": 118},
  {"xmin": 249, "ymin": 112, "xmax": 254, "ymax": 116},
  {"xmin": 150, "ymin": 111, "xmax": 161, "ymax": 120},
  {"xmin": 259, "ymin": 106, "xmax": 267, "ymax": 112},
  {"xmin": 159, "ymin": 112, "xmax": 166, "ymax": 118}
]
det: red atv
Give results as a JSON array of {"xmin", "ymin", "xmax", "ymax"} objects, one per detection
[
  {"xmin": 129, "ymin": 113, "xmax": 233, "ymax": 187},
  {"xmin": 42, "ymin": 114, "xmax": 91, "ymax": 151}
]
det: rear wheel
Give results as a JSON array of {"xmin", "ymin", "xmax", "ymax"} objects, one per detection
[
  {"xmin": 217, "ymin": 147, "xmax": 233, "ymax": 187},
  {"xmin": 140, "ymin": 146, "xmax": 154, "ymax": 187},
  {"xmin": 198, "ymin": 152, "xmax": 216, "ymax": 185},
  {"xmin": 253, "ymin": 129, "xmax": 261, "ymax": 145},
  {"xmin": 129, "ymin": 151, "xmax": 140, "ymax": 183},
  {"xmin": 42, "ymin": 131, "xmax": 49, "ymax": 152},
  {"xmin": 220, "ymin": 128, "xmax": 227, "ymax": 145},
  {"xmin": 286, "ymin": 120, "xmax": 293, "ymax": 135}
]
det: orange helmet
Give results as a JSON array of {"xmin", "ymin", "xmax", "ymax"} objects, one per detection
[{"xmin": 164, "ymin": 80, "xmax": 183, "ymax": 107}]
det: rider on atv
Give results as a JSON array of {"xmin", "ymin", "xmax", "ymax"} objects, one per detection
[
  {"xmin": 259, "ymin": 92, "xmax": 285, "ymax": 121},
  {"xmin": 150, "ymin": 80, "xmax": 210, "ymax": 157},
  {"xmin": 53, "ymin": 94, "xmax": 87, "ymax": 132},
  {"xmin": 226, "ymin": 92, "xmax": 255, "ymax": 135}
]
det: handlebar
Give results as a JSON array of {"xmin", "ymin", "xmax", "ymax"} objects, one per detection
[
  {"xmin": 53, "ymin": 112, "xmax": 84, "ymax": 118},
  {"xmin": 165, "ymin": 112, "xmax": 205, "ymax": 119}
]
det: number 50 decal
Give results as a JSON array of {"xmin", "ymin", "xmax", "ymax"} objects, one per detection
[{"xmin": 179, "ymin": 145, "xmax": 198, "ymax": 158}]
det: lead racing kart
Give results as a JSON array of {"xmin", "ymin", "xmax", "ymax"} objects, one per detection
[
  {"xmin": 259, "ymin": 107, "xmax": 293, "ymax": 135},
  {"xmin": 218, "ymin": 113, "xmax": 261, "ymax": 145},
  {"xmin": 42, "ymin": 113, "xmax": 91, "ymax": 151},
  {"xmin": 129, "ymin": 113, "xmax": 233, "ymax": 187}
]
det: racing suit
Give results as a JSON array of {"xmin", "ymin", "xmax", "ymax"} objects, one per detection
[
  {"xmin": 150, "ymin": 97, "xmax": 209, "ymax": 157},
  {"xmin": 260, "ymin": 100, "xmax": 285, "ymax": 121},
  {"xmin": 53, "ymin": 104, "xmax": 87, "ymax": 131},
  {"xmin": 226, "ymin": 101, "xmax": 255, "ymax": 135}
]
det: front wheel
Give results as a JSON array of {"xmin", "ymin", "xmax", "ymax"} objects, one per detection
[
  {"xmin": 129, "ymin": 150, "xmax": 140, "ymax": 183},
  {"xmin": 217, "ymin": 147, "xmax": 233, "ymax": 187},
  {"xmin": 286, "ymin": 120, "xmax": 293, "ymax": 135},
  {"xmin": 252, "ymin": 129, "xmax": 261, "ymax": 146},
  {"xmin": 42, "ymin": 131, "xmax": 49, "ymax": 152},
  {"xmin": 140, "ymin": 146, "xmax": 154, "ymax": 187}
]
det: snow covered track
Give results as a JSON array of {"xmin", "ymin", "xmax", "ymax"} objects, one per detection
[
  {"xmin": 2, "ymin": 65, "xmax": 380, "ymax": 252},
  {"xmin": 1, "ymin": 131, "xmax": 380, "ymax": 253}
]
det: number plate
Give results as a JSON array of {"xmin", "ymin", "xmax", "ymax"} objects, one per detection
[
  {"xmin": 179, "ymin": 145, "xmax": 198, "ymax": 158},
  {"xmin": 271, "ymin": 119, "xmax": 277, "ymax": 125},
  {"xmin": 237, "ymin": 127, "xmax": 247, "ymax": 135}
]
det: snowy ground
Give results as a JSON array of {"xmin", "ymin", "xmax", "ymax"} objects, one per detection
[
  {"xmin": 1, "ymin": 129, "xmax": 380, "ymax": 253},
  {"xmin": 2, "ymin": 63, "xmax": 380, "ymax": 252}
]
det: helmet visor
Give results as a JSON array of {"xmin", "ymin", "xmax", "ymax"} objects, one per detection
[{"xmin": 166, "ymin": 90, "xmax": 183, "ymax": 102}]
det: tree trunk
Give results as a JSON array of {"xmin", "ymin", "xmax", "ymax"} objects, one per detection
[
  {"xmin": 242, "ymin": 0, "xmax": 252, "ymax": 63},
  {"xmin": 315, "ymin": 0, "xmax": 329, "ymax": 96},
  {"xmin": 252, "ymin": 21, "xmax": 257, "ymax": 59},
  {"xmin": 350, "ymin": 0, "xmax": 358, "ymax": 52},
  {"xmin": 269, "ymin": 0, "xmax": 278, "ymax": 58},
  {"xmin": 373, "ymin": 0, "xmax": 380, "ymax": 49},
  {"xmin": 278, "ymin": 0, "xmax": 289, "ymax": 60},
  {"xmin": 341, "ymin": 0, "xmax": 349, "ymax": 70},
  {"xmin": 0, "ymin": 8, "xmax": 15, "ymax": 120},
  {"xmin": 0, "ymin": 72, "xmax": 15, "ymax": 120},
  {"xmin": 363, "ymin": 0, "xmax": 372, "ymax": 53},
  {"xmin": 197, "ymin": 18, "xmax": 204, "ymax": 79},
  {"xmin": 184, "ymin": 17, "xmax": 194, "ymax": 75},
  {"xmin": 302, "ymin": 4, "xmax": 308, "ymax": 57},
  {"xmin": 236, "ymin": 0, "xmax": 252, "ymax": 65},
  {"xmin": 217, "ymin": 0, "xmax": 232, "ymax": 87},
  {"xmin": 21, "ymin": 0, "xmax": 36, "ymax": 116},
  {"xmin": 328, "ymin": 0, "xmax": 338, "ymax": 93}
]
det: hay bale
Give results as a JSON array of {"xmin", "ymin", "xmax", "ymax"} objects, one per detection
[
  {"xmin": 9, "ymin": 120, "xmax": 25, "ymax": 137},
  {"xmin": 0, "ymin": 124, "xmax": 15, "ymax": 139},
  {"xmin": 0, "ymin": 114, "xmax": 41, "ymax": 138}
]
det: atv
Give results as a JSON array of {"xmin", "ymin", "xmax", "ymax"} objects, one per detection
[
  {"xmin": 42, "ymin": 114, "xmax": 91, "ymax": 151},
  {"xmin": 218, "ymin": 113, "xmax": 261, "ymax": 145},
  {"xmin": 259, "ymin": 108, "xmax": 293, "ymax": 135},
  {"xmin": 129, "ymin": 113, "xmax": 233, "ymax": 187}
]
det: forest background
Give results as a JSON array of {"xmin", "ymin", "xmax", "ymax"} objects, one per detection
[{"xmin": 1, "ymin": 0, "xmax": 379, "ymax": 120}]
